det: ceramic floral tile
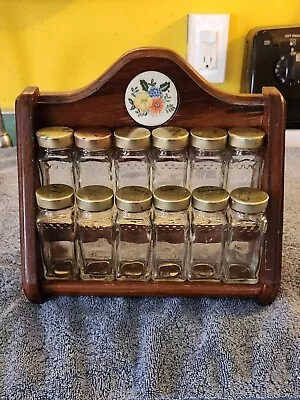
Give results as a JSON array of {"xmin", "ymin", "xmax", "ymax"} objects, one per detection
[{"xmin": 125, "ymin": 71, "xmax": 178, "ymax": 126}]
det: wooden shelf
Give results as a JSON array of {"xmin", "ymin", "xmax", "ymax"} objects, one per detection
[{"xmin": 43, "ymin": 280, "xmax": 261, "ymax": 298}]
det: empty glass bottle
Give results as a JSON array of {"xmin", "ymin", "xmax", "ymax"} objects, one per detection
[
  {"xmin": 74, "ymin": 128, "xmax": 113, "ymax": 190},
  {"xmin": 114, "ymin": 127, "xmax": 151, "ymax": 189},
  {"xmin": 36, "ymin": 126, "xmax": 74, "ymax": 187},
  {"xmin": 225, "ymin": 127, "xmax": 265, "ymax": 192},
  {"xmin": 189, "ymin": 127, "xmax": 227, "ymax": 191},
  {"xmin": 189, "ymin": 186, "xmax": 229, "ymax": 281},
  {"xmin": 76, "ymin": 185, "xmax": 114, "ymax": 281},
  {"xmin": 153, "ymin": 185, "xmax": 191, "ymax": 281},
  {"xmin": 115, "ymin": 186, "xmax": 152, "ymax": 281},
  {"xmin": 36, "ymin": 184, "xmax": 77, "ymax": 280},
  {"xmin": 224, "ymin": 187, "xmax": 269, "ymax": 284},
  {"xmin": 152, "ymin": 127, "xmax": 189, "ymax": 190}
]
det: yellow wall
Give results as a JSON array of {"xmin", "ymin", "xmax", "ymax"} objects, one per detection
[{"xmin": 1, "ymin": 0, "xmax": 299, "ymax": 108}]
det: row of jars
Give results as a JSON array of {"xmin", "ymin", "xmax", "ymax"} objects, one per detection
[
  {"xmin": 36, "ymin": 125, "xmax": 265, "ymax": 193},
  {"xmin": 35, "ymin": 184, "xmax": 268, "ymax": 284}
]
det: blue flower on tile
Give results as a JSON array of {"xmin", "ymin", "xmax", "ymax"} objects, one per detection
[{"xmin": 148, "ymin": 87, "xmax": 162, "ymax": 98}]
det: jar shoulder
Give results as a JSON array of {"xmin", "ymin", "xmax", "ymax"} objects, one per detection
[
  {"xmin": 77, "ymin": 209, "xmax": 114, "ymax": 227},
  {"xmin": 115, "ymin": 149, "xmax": 150, "ymax": 161},
  {"xmin": 189, "ymin": 148, "xmax": 226, "ymax": 161},
  {"xmin": 152, "ymin": 147, "xmax": 187, "ymax": 161},
  {"xmin": 192, "ymin": 210, "xmax": 227, "ymax": 226},
  {"xmin": 154, "ymin": 210, "xmax": 189, "ymax": 226},
  {"xmin": 228, "ymin": 147, "xmax": 263, "ymax": 159},
  {"xmin": 37, "ymin": 207, "xmax": 74, "ymax": 224},
  {"xmin": 76, "ymin": 148, "xmax": 112, "ymax": 161},
  {"xmin": 38, "ymin": 148, "xmax": 73, "ymax": 161},
  {"xmin": 116, "ymin": 210, "xmax": 152, "ymax": 226},
  {"xmin": 227, "ymin": 209, "xmax": 267, "ymax": 226}
]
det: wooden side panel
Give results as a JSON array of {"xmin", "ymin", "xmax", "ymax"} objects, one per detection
[
  {"xmin": 258, "ymin": 87, "xmax": 286, "ymax": 305},
  {"xmin": 16, "ymin": 87, "xmax": 44, "ymax": 303}
]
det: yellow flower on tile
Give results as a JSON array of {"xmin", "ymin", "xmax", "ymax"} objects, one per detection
[{"xmin": 133, "ymin": 91, "xmax": 152, "ymax": 112}]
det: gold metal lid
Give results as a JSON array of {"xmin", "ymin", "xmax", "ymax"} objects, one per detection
[
  {"xmin": 228, "ymin": 127, "xmax": 265, "ymax": 150},
  {"xmin": 152, "ymin": 126, "xmax": 189, "ymax": 150},
  {"xmin": 154, "ymin": 185, "xmax": 191, "ymax": 211},
  {"xmin": 36, "ymin": 126, "xmax": 74, "ymax": 149},
  {"xmin": 76, "ymin": 185, "xmax": 114, "ymax": 212},
  {"xmin": 36, "ymin": 184, "xmax": 74, "ymax": 210},
  {"xmin": 116, "ymin": 186, "xmax": 152, "ymax": 212},
  {"xmin": 114, "ymin": 127, "xmax": 151, "ymax": 150},
  {"xmin": 230, "ymin": 187, "xmax": 269, "ymax": 214},
  {"xmin": 74, "ymin": 128, "xmax": 112, "ymax": 150},
  {"xmin": 192, "ymin": 186, "xmax": 229, "ymax": 212},
  {"xmin": 190, "ymin": 127, "xmax": 227, "ymax": 150}
]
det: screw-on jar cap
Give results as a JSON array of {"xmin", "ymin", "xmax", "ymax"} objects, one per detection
[
  {"xmin": 36, "ymin": 184, "xmax": 74, "ymax": 210},
  {"xmin": 152, "ymin": 126, "xmax": 189, "ymax": 150},
  {"xmin": 154, "ymin": 185, "xmax": 191, "ymax": 211},
  {"xmin": 76, "ymin": 185, "xmax": 114, "ymax": 212},
  {"xmin": 228, "ymin": 127, "xmax": 265, "ymax": 150},
  {"xmin": 192, "ymin": 186, "xmax": 229, "ymax": 212},
  {"xmin": 230, "ymin": 187, "xmax": 269, "ymax": 214},
  {"xmin": 116, "ymin": 186, "xmax": 152, "ymax": 212},
  {"xmin": 74, "ymin": 128, "xmax": 112, "ymax": 150},
  {"xmin": 36, "ymin": 126, "xmax": 74, "ymax": 149},
  {"xmin": 190, "ymin": 127, "xmax": 227, "ymax": 150},
  {"xmin": 114, "ymin": 127, "xmax": 151, "ymax": 150}
]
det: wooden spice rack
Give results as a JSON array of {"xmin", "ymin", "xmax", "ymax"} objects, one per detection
[{"xmin": 16, "ymin": 48, "xmax": 286, "ymax": 304}]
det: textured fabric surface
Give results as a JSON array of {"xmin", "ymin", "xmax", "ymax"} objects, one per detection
[{"xmin": 0, "ymin": 147, "xmax": 299, "ymax": 400}]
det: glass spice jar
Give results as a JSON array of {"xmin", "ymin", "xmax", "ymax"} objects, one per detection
[
  {"xmin": 74, "ymin": 128, "xmax": 113, "ymax": 190},
  {"xmin": 152, "ymin": 126, "xmax": 189, "ymax": 190},
  {"xmin": 224, "ymin": 187, "xmax": 269, "ymax": 284},
  {"xmin": 115, "ymin": 186, "xmax": 152, "ymax": 281},
  {"xmin": 189, "ymin": 127, "xmax": 228, "ymax": 191},
  {"xmin": 114, "ymin": 127, "xmax": 151, "ymax": 190},
  {"xmin": 36, "ymin": 126, "xmax": 74, "ymax": 187},
  {"xmin": 225, "ymin": 127, "xmax": 265, "ymax": 193},
  {"xmin": 76, "ymin": 185, "xmax": 114, "ymax": 281},
  {"xmin": 152, "ymin": 185, "xmax": 191, "ymax": 281},
  {"xmin": 36, "ymin": 184, "xmax": 77, "ymax": 280},
  {"xmin": 189, "ymin": 186, "xmax": 229, "ymax": 281}
]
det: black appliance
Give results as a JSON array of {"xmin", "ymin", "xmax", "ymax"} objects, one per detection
[{"xmin": 241, "ymin": 26, "xmax": 300, "ymax": 128}]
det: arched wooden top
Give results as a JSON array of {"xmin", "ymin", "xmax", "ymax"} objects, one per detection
[
  {"xmin": 38, "ymin": 47, "xmax": 265, "ymax": 107},
  {"xmin": 18, "ymin": 47, "xmax": 273, "ymax": 130}
]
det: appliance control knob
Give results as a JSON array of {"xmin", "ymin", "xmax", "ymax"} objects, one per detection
[{"xmin": 275, "ymin": 53, "xmax": 300, "ymax": 86}]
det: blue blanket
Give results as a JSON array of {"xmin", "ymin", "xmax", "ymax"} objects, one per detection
[{"xmin": 0, "ymin": 148, "xmax": 299, "ymax": 400}]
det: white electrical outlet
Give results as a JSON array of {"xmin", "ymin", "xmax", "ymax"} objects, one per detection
[
  {"xmin": 198, "ymin": 30, "xmax": 218, "ymax": 70},
  {"xmin": 187, "ymin": 14, "xmax": 230, "ymax": 83}
]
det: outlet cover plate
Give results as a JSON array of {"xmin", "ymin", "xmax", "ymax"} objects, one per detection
[{"xmin": 187, "ymin": 14, "xmax": 230, "ymax": 83}]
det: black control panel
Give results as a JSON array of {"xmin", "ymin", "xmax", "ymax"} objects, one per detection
[{"xmin": 241, "ymin": 26, "xmax": 300, "ymax": 128}]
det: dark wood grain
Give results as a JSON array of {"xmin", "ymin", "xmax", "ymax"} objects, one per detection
[
  {"xmin": 43, "ymin": 280, "xmax": 260, "ymax": 298},
  {"xmin": 16, "ymin": 86, "xmax": 44, "ymax": 303},
  {"xmin": 15, "ymin": 47, "xmax": 285, "ymax": 304},
  {"xmin": 36, "ymin": 49, "xmax": 264, "ymax": 130},
  {"xmin": 258, "ymin": 87, "xmax": 286, "ymax": 305}
]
